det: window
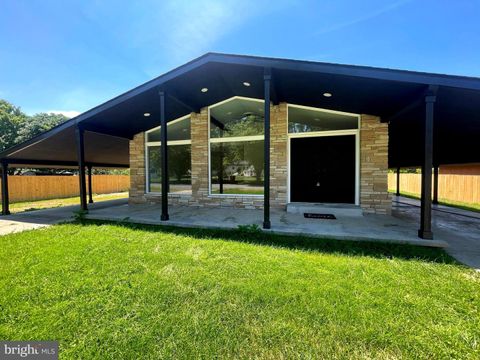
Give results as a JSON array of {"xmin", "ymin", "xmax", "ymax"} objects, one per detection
[
  {"xmin": 209, "ymin": 97, "xmax": 264, "ymax": 196},
  {"xmin": 288, "ymin": 106, "xmax": 358, "ymax": 133},
  {"xmin": 145, "ymin": 116, "xmax": 191, "ymax": 194}
]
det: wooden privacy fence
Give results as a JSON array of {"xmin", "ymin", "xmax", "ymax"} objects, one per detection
[
  {"xmin": 0, "ymin": 175, "xmax": 130, "ymax": 203},
  {"xmin": 388, "ymin": 173, "xmax": 480, "ymax": 204}
]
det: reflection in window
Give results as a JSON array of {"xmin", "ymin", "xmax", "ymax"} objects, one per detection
[
  {"xmin": 147, "ymin": 145, "xmax": 192, "ymax": 194},
  {"xmin": 146, "ymin": 117, "xmax": 191, "ymax": 142},
  {"xmin": 211, "ymin": 141, "xmax": 264, "ymax": 195},
  {"xmin": 209, "ymin": 97, "xmax": 265, "ymax": 195},
  {"xmin": 210, "ymin": 98, "xmax": 264, "ymax": 138},
  {"xmin": 288, "ymin": 106, "xmax": 358, "ymax": 133},
  {"xmin": 145, "ymin": 116, "xmax": 191, "ymax": 194}
]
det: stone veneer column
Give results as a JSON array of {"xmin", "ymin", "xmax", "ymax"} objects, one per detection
[
  {"xmin": 270, "ymin": 103, "xmax": 288, "ymax": 208},
  {"xmin": 360, "ymin": 114, "xmax": 391, "ymax": 214},
  {"xmin": 190, "ymin": 108, "xmax": 209, "ymax": 205},
  {"xmin": 129, "ymin": 132, "xmax": 146, "ymax": 204}
]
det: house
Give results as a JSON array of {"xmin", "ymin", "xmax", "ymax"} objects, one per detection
[
  {"xmin": 439, "ymin": 163, "xmax": 480, "ymax": 176},
  {"xmin": 1, "ymin": 53, "xmax": 480, "ymax": 240}
]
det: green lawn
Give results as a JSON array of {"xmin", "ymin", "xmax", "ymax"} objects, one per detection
[
  {"xmin": 211, "ymin": 188, "xmax": 264, "ymax": 195},
  {"xmin": 9, "ymin": 192, "xmax": 128, "ymax": 213},
  {"xmin": 0, "ymin": 222, "xmax": 479, "ymax": 359}
]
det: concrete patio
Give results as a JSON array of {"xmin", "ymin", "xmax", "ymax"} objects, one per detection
[
  {"xmin": 2, "ymin": 196, "xmax": 480, "ymax": 268},
  {"xmin": 84, "ymin": 200, "xmax": 448, "ymax": 247}
]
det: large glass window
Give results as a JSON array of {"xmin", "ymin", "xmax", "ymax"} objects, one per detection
[
  {"xmin": 209, "ymin": 97, "xmax": 264, "ymax": 196},
  {"xmin": 288, "ymin": 106, "xmax": 358, "ymax": 133},
  {"xmin": 145, "ymin": 116, "xmax": 191, "ymax": 194}
]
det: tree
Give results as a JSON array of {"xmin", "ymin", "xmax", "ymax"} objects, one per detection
[
  {"xmin": 16, "ymin": 112, "xmax": 68, "ymax": 144},
  {"xmin": 0, "ymin": 99, "xmax": 27, "ymax": 151},
  {"xmin": 168, "ymin": 145, "xmax": 191, "ymax": 182},
  {"xmin": 0, "ymin": 99, "xmax": 69, "ymax": 152}
]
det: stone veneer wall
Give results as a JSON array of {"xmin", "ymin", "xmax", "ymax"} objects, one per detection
[
  {"xmin": 129, "ymin": 105, "xmax": 390, "ymax": 214},
  {"xmin": 360, "ymin": 114, "xmax": 391, "ymax": 214},
  {"xmin": 270, "ymin": 103, "xmax": 288, "ymax": 208},
  {"xmin": 129, "ymin": 132, "xmax": 146, "ymax": 204},
  {"xmin": 188, "ymin": 105, "xmax": 287, "ymax": 209}
]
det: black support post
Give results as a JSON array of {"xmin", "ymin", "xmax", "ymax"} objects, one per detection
[
  {"xmin": 88, "ymin": 165, "xmax": 94, "ymax": 204},
  {"xmin": 396, "ymin": 167, "xmax": 400, "ymax": 196},
  {"xmin": 159, "ymin": 90, "xmax": 169, "ymax": 221},
  {"xmin": 1, "ymin": 161, "xmax": 10, "ymax": 215},
  {"xmin": 75, "ymin": 125, "xmax": 88, "ymax": 212},
  {"xmin": 418, "ymin": 91, "xmax": 436, "ymax": 239},
  {"xmin": 263, "ymin": 68, "xmax": 271, "ymax": 229},
  {"xmin": 433, "ymin": 165, "xmax": 439, "ymax": 205}
]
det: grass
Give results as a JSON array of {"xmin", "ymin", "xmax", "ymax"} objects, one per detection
[
  {"xmin": 211, "ymin": 188, "xmax": 264, "ymax": 195},
  {"xmin": 390, "ymin": 190, "xmax": 480, "ymax": 212},
  {"xmin": 0, "ymin": 221, "xmax": 479, "ymax": 359},
  {"xmin": 8, "ymin": 192, "xmax": 128, "ymax": 213}
]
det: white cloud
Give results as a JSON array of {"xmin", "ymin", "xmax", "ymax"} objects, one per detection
[
  {"xmin": 111, "ymin": 0, "xmax": 293, "ymax": 74},
  {"xmin": 161, "ymin": 0, "xmax": 256, "ymax": 61},
  {"xmin": 47, "ymin": 110, "xmax": 81, "ymax": 118}
]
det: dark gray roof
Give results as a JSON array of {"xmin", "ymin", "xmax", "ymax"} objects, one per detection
[{"xmin": 2, "ymin": 52, "xmax": 480, "ymax": 168}]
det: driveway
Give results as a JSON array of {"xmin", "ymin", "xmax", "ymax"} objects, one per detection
[
  {"xmin": 0, "ymin": 199, "xmax": 127, "ymax": 236},
  {"xmin": 392, "ymin": 196, "xmax": 480, "ymax": 269}
]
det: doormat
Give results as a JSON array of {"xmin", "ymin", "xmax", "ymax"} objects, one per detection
[{"xmin": 304, "ymin": 213, "xmax": 336, "ymax": 220}]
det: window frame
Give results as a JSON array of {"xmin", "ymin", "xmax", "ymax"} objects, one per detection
[
  {"xmin": 208, "ymin": 96, "xmax": 265, "ymax": 197},
  {"xmin": 144, "ymin": 114, "xmax": 192, "ymax": 194}
]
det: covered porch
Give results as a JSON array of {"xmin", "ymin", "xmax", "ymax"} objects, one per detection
[
  {"xmin": 1, "ymin": 53, "xmax": 480, "ymax": 241},
  {"xmin": 82, "ymin": 199, "xmax": 448, "ymax": 247}
]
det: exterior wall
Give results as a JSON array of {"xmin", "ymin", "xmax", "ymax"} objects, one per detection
[
  {"xmin": 129, "ymin": 132, "xmax": 146, "ymax": 204},
  {"xmin": 440, "ymin": 163, "xmax": 480, "ymax": 175},
  {"xmin": 189, "ymin": 107, "xmax": 265, "ymax": 209},
  {"xmin": 270, "ymin": 103, "xmax": 288, "ymax": 208},
  {"xmin": 360, "ymin": 114, "xmax": 391, "ymax": 214},
  {"xmin": 129, "ymin": 104, "xmax": 391, "ymax": 215},
  {"xmin": 189, "ymin": 106, "xmax": 272, "ymax": 209}
]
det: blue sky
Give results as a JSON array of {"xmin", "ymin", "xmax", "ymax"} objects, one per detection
[{"xmin": 1, "ymin": 0, "xmax": 479, "ymax": 116}]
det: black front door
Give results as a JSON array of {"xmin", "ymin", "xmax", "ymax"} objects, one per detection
[{"xmin": 290, "ymin": 135, "xmax": 356, "ymax": 203}]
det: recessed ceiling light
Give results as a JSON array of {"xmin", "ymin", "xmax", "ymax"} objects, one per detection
[
  {"xmin": 243, "ymin": 82, "xmax": 251, "ymax": 87},
  {"xmin": 323, "ymin": 92, "xmax": 332, "ymax": 97},
  {"xmin": 201, "ymin": 87, "xmax": 208, "ymax": 93},
  {"xmin": 143, "ymin": 112, "xmax": 151, "ymax": 117}
]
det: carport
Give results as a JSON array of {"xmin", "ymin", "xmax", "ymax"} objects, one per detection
[{"xmin": 1, "ymin": 53, "xmax": 480, "ymax": 240}]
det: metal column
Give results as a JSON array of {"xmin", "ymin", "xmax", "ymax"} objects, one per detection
[
  {"xmin": 159, "ymin": 90, "xmax": 169, "ymax": 221},
  {"xmin": 88, "ymin": 165, "xmax": 94, "ymax": 204},
  {"xmin": 418, "ymin": 91, "xmax": 436, "ymax": 239},
  {"xmin": 75, "ymin": 126, "xmax": 88, "ymax": 212},
  {"xmin": 1, "ymin": 161, "xmax": 10, "ymax": 215},
  {"xmin": 396, "ymin": 167, "xmax": 400, "ymax": 196},
  {"xmin": 263, "ymin": 68, "xmax": 271, "ymax": 229},
  {"xmin": 433, "ymin": 166, "xmax": 439, "ymax": 205}
]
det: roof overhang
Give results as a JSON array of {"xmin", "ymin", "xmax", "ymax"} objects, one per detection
[{"xmin": 2, "ymin": 52, "xmax": 480, "ymax": 168}]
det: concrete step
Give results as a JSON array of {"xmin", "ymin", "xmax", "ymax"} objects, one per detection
[{"xmin": 286, "ymin": 202, "xmax": 363, "ymax": 217}]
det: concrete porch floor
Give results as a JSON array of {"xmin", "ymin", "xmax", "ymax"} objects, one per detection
[
  {"xmin": 85, "ymin": 200, "xmax": 448, "ymax": 248},
  {"xmin": 2, "ymin": 196, "xmax": 480, "ymax": 267}
]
